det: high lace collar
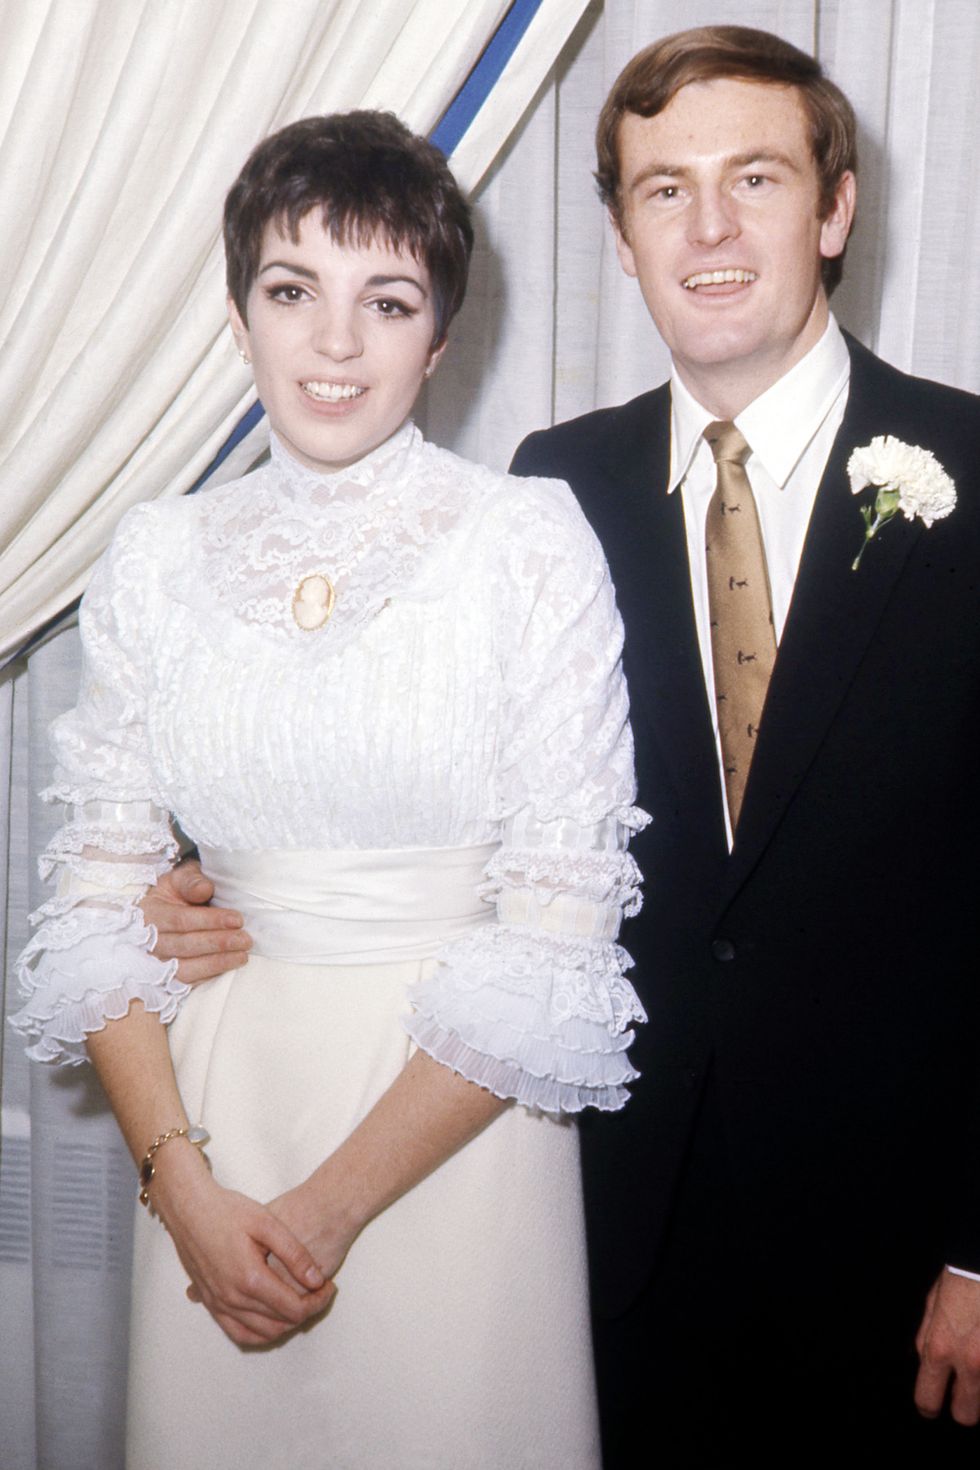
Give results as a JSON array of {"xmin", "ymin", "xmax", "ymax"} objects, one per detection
[
  {"xmin": 268, "ymin": 420, "xmax": 420, "ymax": 506},
  {"xmin": 188, "ymin": 418, "xmax": 480, "ymax": 654}
]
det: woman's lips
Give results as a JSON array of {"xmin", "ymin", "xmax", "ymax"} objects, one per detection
[{"xmin": 301, "ymin": 380, "xmax": 367, "ymax": 402}]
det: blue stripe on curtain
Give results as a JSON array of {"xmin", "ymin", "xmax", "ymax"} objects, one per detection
[
  {"xmin": 186, "ymin": 399, "xmax": 266, "ymax": 495},
  {"xmin": 430, "ymin": 0, "xmax": 543, "ymax": 155},
  {"xmin": 191, "ymin": 0, "xmax": 544, "ymax": 496}
]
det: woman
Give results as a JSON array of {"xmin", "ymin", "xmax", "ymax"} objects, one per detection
[{"xmin": 13, "ymin": 113, "xmax": 646, "ymax": 1469}]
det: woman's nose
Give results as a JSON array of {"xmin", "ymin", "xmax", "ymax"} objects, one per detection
[{"xmin": 311, "ymin": 304, "xmax": 363, "ymax": 361}]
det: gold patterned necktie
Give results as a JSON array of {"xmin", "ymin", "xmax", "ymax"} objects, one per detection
[{"xmin": 704, "ymin": 420, "xmax": 776, "ymax": 830}]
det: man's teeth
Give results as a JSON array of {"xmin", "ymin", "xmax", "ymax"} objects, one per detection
[
  {"xmin": 682, "ymin": 269, "xmax": 758, "ymax": 289},
  {"xmin": 302, "ymin": 381, "xmax": 366, "ymax": 401}
]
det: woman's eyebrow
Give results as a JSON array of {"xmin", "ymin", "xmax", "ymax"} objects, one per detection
[
  {"xmin": 258, "ymin": 259, "xmax": 319, "ymax": 280},
  {"xmin": 364, "ymin": 273, "xmax": 428, "ymax": 296},
  {"xmin": 255, "ymin": 265, "xmax": 428, "ymax": 296}
]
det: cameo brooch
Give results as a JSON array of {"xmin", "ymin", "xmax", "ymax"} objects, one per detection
[{"xmin": 292, "ymin": 573, "xmax": 336, "ymax": 631}]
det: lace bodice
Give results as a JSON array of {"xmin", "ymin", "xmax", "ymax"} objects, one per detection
[{"xmin": 12, "ymin": 425, "xmax": 648, "ymax": 1110}]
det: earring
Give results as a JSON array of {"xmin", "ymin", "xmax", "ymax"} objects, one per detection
[{"xmin": 238, "ymin": 348, "xmax": 250, "ymax": 366}]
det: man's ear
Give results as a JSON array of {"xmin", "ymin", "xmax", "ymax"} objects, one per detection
[
  {"xmin": 820, "ymin": 171, "xmax": 857, "ymax": 262},
  {"xmin": 611, "ymin": 210, "xmax": 638, "ymax": 279}
]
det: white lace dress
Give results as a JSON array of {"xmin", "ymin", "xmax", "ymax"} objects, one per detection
[{"xmin": 13, "ymin": 423, "xmax": 647, "ymax": 1470}]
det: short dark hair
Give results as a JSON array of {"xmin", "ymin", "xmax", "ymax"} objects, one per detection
[
  {"xmin": 224, "ymin": 111, "xmax": 473, "ymax": 344},
  {"xmin": 595, "ymin": 26, "xmax": 857, "ymax": 293}
]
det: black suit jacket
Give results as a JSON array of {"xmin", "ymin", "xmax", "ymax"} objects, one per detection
[{"xmin": 512, "ymin": 335, "xmax": 980, "ymax": 1319}]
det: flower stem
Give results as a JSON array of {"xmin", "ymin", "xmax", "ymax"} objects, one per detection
[{"xmin": 852, "ymin": 526, "xmax": 875, "ymax": 572}]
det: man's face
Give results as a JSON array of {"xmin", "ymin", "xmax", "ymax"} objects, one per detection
[{"xmin": 613, "ymin": 77, "xmax": 854, "ymax": 413}]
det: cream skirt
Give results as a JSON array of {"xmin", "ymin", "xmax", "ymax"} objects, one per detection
[{"xmin": 126, "ymin": 848, "xmax": 600, "ymax": 1470}]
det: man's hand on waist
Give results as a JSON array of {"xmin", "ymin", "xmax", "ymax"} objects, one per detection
[{"xmin": 141, "ymin": 857, "xmax": 251, "ymax": 985}]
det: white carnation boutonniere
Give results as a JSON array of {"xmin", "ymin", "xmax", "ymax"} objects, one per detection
[{"xmin": 847, "ymin": 435, "xmax": 956, "ymax": 571}]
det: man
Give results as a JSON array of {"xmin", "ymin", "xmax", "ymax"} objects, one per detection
[
  {"xmin": 509, "ymin": 24, "xmax": 980, "ymax": 1465},
  {"xmin": 147, "ymin": 25, "xmax": 980, "ymax": 1462}
]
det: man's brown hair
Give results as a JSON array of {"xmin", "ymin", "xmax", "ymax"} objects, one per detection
[{"xmin": 595, "ymin": 25, "xmax": 857, "ymax": 292}]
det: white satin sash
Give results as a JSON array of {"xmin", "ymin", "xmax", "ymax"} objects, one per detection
[{"xmin": 198, "ymin": 843, "xmax": 497, "ymax": 964}]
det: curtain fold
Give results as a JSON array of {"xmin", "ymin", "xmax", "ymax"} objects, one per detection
[
  {"xmin": 824, "ymin": 0, "xmax": 980, "ymax": 388},
  {"xmin": 0, "ymin": 0, "xmax": 514, "ymax": 663}
]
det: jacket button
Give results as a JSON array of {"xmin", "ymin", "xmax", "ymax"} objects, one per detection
[{"xmin": 712, "ymin": 938, "xmax": 736, "ymax": 962}]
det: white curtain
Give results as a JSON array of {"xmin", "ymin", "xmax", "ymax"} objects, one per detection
[
  {"xmin": 0, "ymin": 620, "xmax": 128, "ymax": 1470},
  {"xmin": 822, "ymin": 0, "xmax": 980, "ymax": 388},
  {"xmin": 0, "ymin": 0, "xmax": 514, "ymax": 665},
  {"xmin": 4, "ymin": 2, "xmax": 980, "ymax": 1466}
]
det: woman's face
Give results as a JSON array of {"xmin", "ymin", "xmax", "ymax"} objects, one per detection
[{"xmin": 229, "ymin": 212, "xmax": 445, "ymax": 475}]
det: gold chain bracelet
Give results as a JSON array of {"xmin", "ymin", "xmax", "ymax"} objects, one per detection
[{"xmin": 138, "ymin": 1124, "xmax": 211, "ymax": 1206}]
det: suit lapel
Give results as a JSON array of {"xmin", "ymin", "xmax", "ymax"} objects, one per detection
[
  {"xmin": 602, "ymin": 391, "xmax": 728, "ymax": 853},
  {"xmin": 721, "ymin": 342, "xmax": 924, "ymax": 901}
]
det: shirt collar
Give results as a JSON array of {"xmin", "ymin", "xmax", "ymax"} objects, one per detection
[{"xmin": 668, "ymin": 315, "xmax": 850, "ymax": 493}]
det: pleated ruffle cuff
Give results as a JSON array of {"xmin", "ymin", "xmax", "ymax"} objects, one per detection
[
  {"xmin": 403, "ymin": 925, "xmax": 646, "ymax": 1113},
  {"xmin": 479, "ymin": 846, "xmax": 644, "ymax": 917},
  {"xmin": 10, "ymin": 903, "xmax": 188, "ymax": 1066}
]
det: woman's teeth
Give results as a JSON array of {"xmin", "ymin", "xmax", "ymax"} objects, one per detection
[
  {"xmin": 302, "ymin": 381, "xmax": 366, "ymax": 401},
  {"xmin": 682, "ymin": 269, "xmax": 758, "ymax": 288}
]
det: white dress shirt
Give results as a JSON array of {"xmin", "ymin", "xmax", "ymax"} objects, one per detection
[{"xmin": 669, "ymin": 316, "xmax": 850, "ymax": 847}]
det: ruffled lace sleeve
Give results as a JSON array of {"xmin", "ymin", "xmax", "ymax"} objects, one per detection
[
  {"xmin": 403, "ymin": 477, "xmax": 649, "ymax": 1112},
  {"xmin": 11, "ymin": 506, "xmax": 187, "ymax": 1065}
]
